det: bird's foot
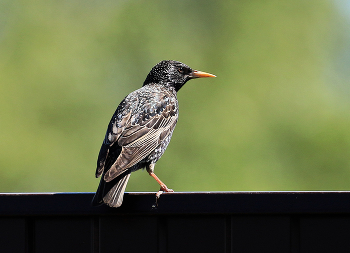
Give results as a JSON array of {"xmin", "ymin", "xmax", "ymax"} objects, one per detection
[
  {"xmin": 160, "ymin": 184, "xmax": 174, "ymax": 193},
  {"xmin": 156, "ymin": 190, "xmax": 163, "ymax": 200},
  {"xmin": 152, "ymin": 190, "xmax": 164, "ymax": 208},
  {"xmin": 155, "ymin": 185, "xmax": 174, "ymax": 202}
]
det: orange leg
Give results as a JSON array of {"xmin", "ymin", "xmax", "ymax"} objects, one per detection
[
  {"xmin": 148, "ymin": 171, "xmax": 174, "ymax": 193},
  {"xmin": 147, "ymin": 164, "xmax": 174, "ymax": 200}
]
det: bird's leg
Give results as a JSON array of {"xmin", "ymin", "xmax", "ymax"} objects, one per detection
[
  {"xmin": 149, "ymin": 172, "xmax": 174, "ymax": 192},
  {"xmin": 146, "ymin": 164, "xmax": 174, "ymax": 200}
]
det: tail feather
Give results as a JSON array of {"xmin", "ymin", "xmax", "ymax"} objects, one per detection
[
  {"xmin": 92, "ymin": 170, "xmax": 131, "ymax": 208},
  {"xmin": 103, "ymin": 172, "xmax": 131, "ymax": 207}
]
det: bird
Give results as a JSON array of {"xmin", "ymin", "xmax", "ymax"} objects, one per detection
[{"xmin": 92, "ymin": 60, "xmax": 216, "ymax": 208}]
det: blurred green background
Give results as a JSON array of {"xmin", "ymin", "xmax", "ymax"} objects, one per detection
[{"xmin": 1, "ymin": 0, "xmax": 350, "ymax": 193}]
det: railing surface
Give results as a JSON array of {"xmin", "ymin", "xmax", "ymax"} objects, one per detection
[{"xmin": 1, "ymin": 192, "xmax": 350, "ymax": 253}]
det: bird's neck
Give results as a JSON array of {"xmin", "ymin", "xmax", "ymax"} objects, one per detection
[
  {"xmin": 165, "ymin": 80, "xmax": 188, "ymax": 92},
  {"xmin": 143, "ymin": 81, "xmax": 182, "ymax": 93}
]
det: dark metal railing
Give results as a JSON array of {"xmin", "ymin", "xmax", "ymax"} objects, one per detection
[{"xmin": 1, "ymin": 192, "xmax": 350, "ymax": 253}]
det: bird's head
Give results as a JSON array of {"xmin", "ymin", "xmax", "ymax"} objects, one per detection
[{"xmin": 143, "ymin": 60, "xmax": 216, "ymax": 91}]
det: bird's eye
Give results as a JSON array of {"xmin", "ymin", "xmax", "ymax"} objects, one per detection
[{"xmin": 178, "ymin": 68, "xmax": 184, "ymax": 74}]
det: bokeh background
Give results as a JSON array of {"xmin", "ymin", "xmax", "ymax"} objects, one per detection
[{"xmin": 1, "ymin": 0, "xmax": 350, "ymax": 193}]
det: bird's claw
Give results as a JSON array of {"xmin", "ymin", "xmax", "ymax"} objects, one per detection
[
  {"xmin": 156, "ymin": 187, "xmax": 173, "ymax": 199},
  {"xmin": 160, "ymin": 185, "xmax": 174, "ymax": 193},
  {"xmin": 156, "ymin": 190, "xmax": 163, "ymax": 199},
  {"xmin": 154, "ymin": 186, "xmax": 174, "ymax": 207},
  {"xmin": 152, "ymin": 190, "xmax": 163, "ymax": 208}
]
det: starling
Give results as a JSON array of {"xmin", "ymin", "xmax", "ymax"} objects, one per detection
[{"xmin": 92, "ymin": 60, "xmax": 216, "ymax": 208}]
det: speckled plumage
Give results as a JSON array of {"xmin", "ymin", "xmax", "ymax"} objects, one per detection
[{"xmin": 92, "ymin": 60, "xmax": 215, "ymax": 208}]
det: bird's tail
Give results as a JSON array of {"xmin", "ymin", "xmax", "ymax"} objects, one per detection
[{"xmin": 92, "ymin": 170, "xmax": 131, "ymax": 208}]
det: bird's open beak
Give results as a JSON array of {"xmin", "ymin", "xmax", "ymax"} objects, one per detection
[{"xmin": 190, "ymin": 70, "xmax": 216, "ymax": 79}]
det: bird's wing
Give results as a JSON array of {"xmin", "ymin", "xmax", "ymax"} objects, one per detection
[
  {"xmin": 103, "ymin": 100, "xmax": 178, "ymax": 182},
  {"xmin": 96, "ymin": 88, "xmax": 178, "ymax": 182},
  {"xmin": 95, "ymin": 98, "xmax": 132, "ymax": 178}
]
